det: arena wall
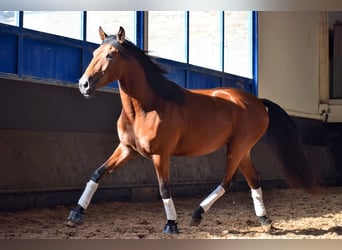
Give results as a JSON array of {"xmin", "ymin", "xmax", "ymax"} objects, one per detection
[{"xmin": 0, "ymin": 77, "xmax": 341, "ymax": 211}]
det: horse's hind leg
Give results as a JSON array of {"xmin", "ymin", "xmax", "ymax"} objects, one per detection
[
  {"xmin": 238, "ymin": 152, "xmax": 272, "ymax": 232},
  {"xmin": 67, "ymin": 143, "xmax": 136, "ymax": 226}
]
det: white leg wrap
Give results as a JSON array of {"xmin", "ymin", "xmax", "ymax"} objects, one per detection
[
  {"xmin": 162, "ymin": 198, "xmax": 177, "ymax": 221},
  {"xmin": 200, "ymin": 185, "xmax": 225, "ymax": 212},
  {"xmin": 78, "ymin": 180, "xmax": 99, "ymax": 209},
  {"xmin": 251, "ymin": 187, "xmax": 267, "ymax": 217}
]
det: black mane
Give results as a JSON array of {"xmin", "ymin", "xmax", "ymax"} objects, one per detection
[{"xmin": 103, "ymin": 36, "xmax": 185, "ymax": 105}]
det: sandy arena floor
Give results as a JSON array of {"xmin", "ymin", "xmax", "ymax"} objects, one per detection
[{"xmin": 0, "ymin": 186, "xmax": 341, "ymax": 239}]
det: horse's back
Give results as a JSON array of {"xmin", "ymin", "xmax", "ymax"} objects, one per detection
[
  {"xmin": 189, "ymin": 87, "xmax": 268, "ymax": 126},
  {"xmin": 170, "ymin": 87, "xmax": 269, "ymax": 156}
]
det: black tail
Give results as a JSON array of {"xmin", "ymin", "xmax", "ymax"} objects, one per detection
[{"xmin": 262, "ymin": 99, "xmax": 319, "ymax": 193}]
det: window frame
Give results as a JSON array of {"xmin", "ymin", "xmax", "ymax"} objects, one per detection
[
  {"xmin": 146, "ymin": 11, "xmax": 256, "ymax": 77},
  {"xmin": 0, "ymin": 11, "xmax": 258, "ymax": 95}
]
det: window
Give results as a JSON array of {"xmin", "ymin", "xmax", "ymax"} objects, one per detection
[
  {"xmin": 148, "ymin": 11, "xmax": 186, "ymax": 62},
  {"xmin": 0, "ymin": 11, "xmax": 19, "ymax": 26},
  {"xmin": 23, "ymin": 11, "xmax": 82, "ymax": 40},
  {"xmin": 86, "ymin": 11, "xmax": 136, "ymax": 44},
  {"xmin": 189, "ymin": 11, "xmax": 221, "ymax": 71},
  {"xmin": 0, "ymin": 11, "xmax": 256, "ymax": 89},
  {"xmin": 146, "ymin": 11, "xmax": 253, "ymax": 77},
  {"xmin": 224, "ymin": 11, "xmax": 253, "ymax": 78},
  {"xmin": 7, "ymin": 11, "xmax": 253, "ymax": 78}
]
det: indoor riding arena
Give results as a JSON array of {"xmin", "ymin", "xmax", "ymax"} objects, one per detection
[{"xmin": 1, "ymin": 11, "xmax": 342, "ymax": 239}]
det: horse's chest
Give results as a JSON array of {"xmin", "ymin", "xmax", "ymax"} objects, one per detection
[
  {"xmin": 134, "ymin": 138, "xmax": 154, "ymax": 157},
  {"xmin": 118, "ymin": 121, "xmax": 159, "ymax": 157},
  {"xmin": 131, "ymin": 133, "xmax": 156, "ymax": 157}
]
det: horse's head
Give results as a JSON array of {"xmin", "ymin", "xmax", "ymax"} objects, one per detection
[{"xmin": 79, "ymin": 26, "xmax": 126, "ymax": 98}]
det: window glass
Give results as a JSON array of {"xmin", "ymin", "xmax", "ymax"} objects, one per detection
[
  {"xmin": 224, "ymin": 11, "xmax": 252, "ymax": 78},
  {"xmin": 7, "ymin": 11, "xmax": 254, "ymax": 80},
  {"xmin": 23, "ymin": 11, "xmax": 82, "ymax": 40},
  {"xmin": 0, "ymin": 11, "xmax": 19, "ymax": 26},
  {"xmin": 189, "ymin": 11, "xmax": 221, "ymax": 71},
  {"xmin": 148, "ymin": 11, "xmax": 186, "ymax": 62},
  {"xmin": 87, "ymin": 11, "xmax": 135, "ymax": 44}
]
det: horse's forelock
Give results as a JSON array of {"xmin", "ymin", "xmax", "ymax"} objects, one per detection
[{"xmin": 101, "ymin": 35, "xmax": 128, "ymax": 57}]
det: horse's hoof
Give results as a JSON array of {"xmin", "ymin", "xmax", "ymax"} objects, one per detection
[
  {"xmin": 190, "ymin": 206, "xmax": 204, "ymax": 227},
  {"xmin": 66, "ymin": 220, "xmax": 79, "ymax": 228},
  {"xmin": 258, "ymin": 216, "xmax": 272, "ymax": 233},
  {"xmin": 189, "ymin": 217, "xmax": 202, "ymax": 227},
  {"xmin": 67, "ymin": 208, "xmax": 83, "ymax": 225},
  {"xmin": 162, "ymin": 222, "xmax": 179, "ymax": 234}
]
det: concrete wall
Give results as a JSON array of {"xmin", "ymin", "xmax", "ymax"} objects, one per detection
[
  {"xmin": 0, "ymin": 78, "xmax": 230, "ymax": 211},
  {"xmin": 1, "ymin": 77, "xmax": 342, "ymax": 211},
  {"xmin": 258, "ymin": 11, "xmax": 342, "ymax": 122},
  {"xmin": 258, "ymin": 12, "xmax": 322, "ymax": 119}
]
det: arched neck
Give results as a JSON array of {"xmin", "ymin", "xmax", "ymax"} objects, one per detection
[{"xmin": 118, "ymin": 58, "xmax": 159, "ymax": 117}]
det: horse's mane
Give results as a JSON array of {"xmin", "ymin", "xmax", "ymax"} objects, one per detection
[{"xmin": 103, "ymin": 36, "xmax": 185, "ymax": 105}]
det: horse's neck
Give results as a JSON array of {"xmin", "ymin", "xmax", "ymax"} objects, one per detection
[{"xmin": 118, "ymin": 59, "xmax": 157, "ymax": 116}]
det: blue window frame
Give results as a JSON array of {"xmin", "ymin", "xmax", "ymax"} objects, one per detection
[{"xmin": 0, "ymin": 11, "xmax": 258, "ymax": 95}]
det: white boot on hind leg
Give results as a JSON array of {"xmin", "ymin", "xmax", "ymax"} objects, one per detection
[{"xmin": 251, "ymin": 187, "xmax": 272, "ymax": 232}]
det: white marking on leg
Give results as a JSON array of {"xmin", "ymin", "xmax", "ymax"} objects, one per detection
[
  {"xmin": 251, "ymin": 187, "xmax": 267, "ymax": 217},
  {"xmin": 200, "ymin": 185, "xmax": 226, "ymax": 212},
  {"xmin": 78, "ymin": 180, "xmax": 99, "ymax": 209},
  {"xmin": 162, "ymin": 198, "xmax": 177, "ymax": 221}
]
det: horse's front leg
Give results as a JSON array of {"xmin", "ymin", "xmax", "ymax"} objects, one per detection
[
  {"xmin": 152, "ymin": 154, "xmax": 179, "ymax": 234},
  {"xmin": 67, "ymin": 143, "xmax": 136, "ymax": 226}
]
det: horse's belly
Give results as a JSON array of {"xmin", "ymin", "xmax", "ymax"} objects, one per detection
[
  {"xmin": 172, "ymin": 130, "xmax": 230, "ymax": 157},
  {"xmin": 172, "ymin": 143, "xmax": 226, "ymax": 157}
]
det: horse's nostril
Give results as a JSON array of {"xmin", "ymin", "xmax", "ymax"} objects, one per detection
[
  {"xmin": 79, "ymin": 78, "xmax": 90, "ymax": 90},
  {"xmin": 79, "ymin": 77, "xmax": 94, "ymax": 97}
]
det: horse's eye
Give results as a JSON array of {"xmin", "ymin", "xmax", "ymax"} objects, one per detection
[{"xmin": 106, "ymin": 53, "xmax": 114, "ymax": 60}]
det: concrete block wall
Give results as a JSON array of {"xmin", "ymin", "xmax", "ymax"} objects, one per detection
[{"xmin": 0, "ymin": 78, "xmax": 341, "ymax": 211}]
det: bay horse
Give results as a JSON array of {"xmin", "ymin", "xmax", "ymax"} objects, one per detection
[{"xmin": 68, "ymin": 26, "xmax": 318, "ymax": 234}]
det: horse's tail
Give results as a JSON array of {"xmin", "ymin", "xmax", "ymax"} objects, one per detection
[{"xmin": 261, "ymin": 99, "xmax": 319, "ymax": 193}]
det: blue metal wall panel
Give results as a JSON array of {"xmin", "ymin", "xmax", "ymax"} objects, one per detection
[
  {"xmin": 107, "ymin": 81, "xmax": 119, "ymax": 89},
  {"xmin": 188, "ymin": 70, "xmax": 221, "ymax": 89},
  {"xmin": 155, "ymin": 58, "xmax": 187, "ymax": 87},
  {"xmin": 82, "ymin": 47, "xmax": 94, "ymax": 72},
  {"xmin": 162, "ymin": 67, "xmax": 186, "ymax": 88},
  {"xmin": 22, "ymin": 38, "xmax": 82, "ymax": 83},
  {"xmin": 0, "ymin": 33, "xmax": 17, "ymax": 74},
  {"xmin": 222, "ymin": 77, "xmax": 253, "ymax": 93}
]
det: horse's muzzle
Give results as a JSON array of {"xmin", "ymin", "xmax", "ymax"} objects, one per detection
[{"xmin": 79, "ymin": 77, "xmax": 95, "ymax": 98}]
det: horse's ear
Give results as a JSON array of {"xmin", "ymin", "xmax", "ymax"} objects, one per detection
[
  {"xmin": 117, "ymin": 26, "xmax": 125, "ymax": 44},
  {"xmin": 99, "ymin": 26, "xmax": 108, "ymax": 41}
]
